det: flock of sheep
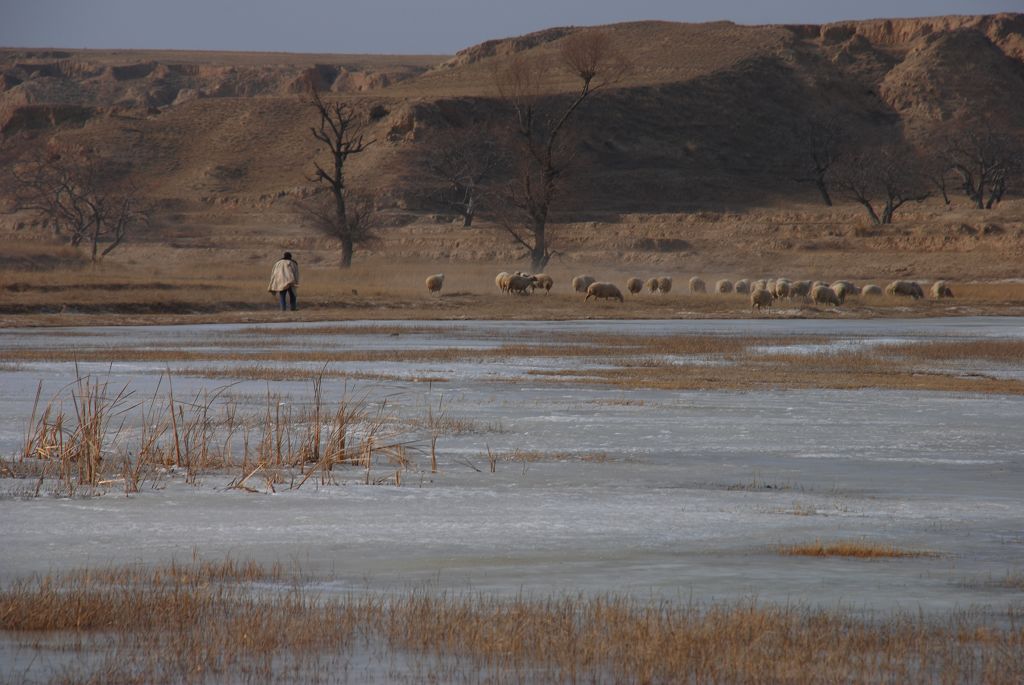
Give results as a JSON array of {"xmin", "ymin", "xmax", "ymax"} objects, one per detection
[{"xmin": 425, "ymin": 271, "xmax": 955, "ymax": 311}]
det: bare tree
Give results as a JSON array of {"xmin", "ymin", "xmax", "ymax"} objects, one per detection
[
  {"xmin": 424, "ymin": 131, "xmax": 502, "ymax": 227},
  {"xmin": 792, "ymin": 115, "xmax": 844, "ymax": 206},
  {"xmin": 11, "ymin": 149, "xmax": 146, "ymax": 262},
  {"xmin": 305, "ymin": 88, "xmax": 375, "ymax": 267},
  {"xmin": 494, "ymin": 30, "xmax": 626, "ymax": 270},
  {"xmin": 941, "ymin": 122, "xmax": 1022, "ymax": 209},
  {"xmin": 296, "ymin": 188, "xmax": 379, "ymax": 251},
  {"xmin": 829, "ymin": 143, "xmax": 930, "ymax": 224},
  {"xmin": 921, "ymin": 154, "xmax": 954, "ymax": 206}
]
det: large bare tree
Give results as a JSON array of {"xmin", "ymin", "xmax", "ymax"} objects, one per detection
[
  {"xmin": 494, "ymin": 30, "xmax": 625, "ymax": 271},
  {"xmin": 306, "ymin": 88, "xmax": 375, "ymax": 267},
  {"xmin": 296, "ymin": 188, "xmax": 378, "ymax": 254},
  {"xmin": 829, "ymin": 143, "xmax": 930, "ymax": 225},
  {"xmin": 424, "ymin": 130, "xmax": 502, "ymax": 227},
  {"xmin": 792, "ymin": 115, "xmax": 844, "ymax": 206},
  {"xmin": 940, "ymin": 121, "xmax": 1022, "ymax": 209},
  {"xmin": 11, "ymin": 148, "xmax": 146, "ymax": 262}
]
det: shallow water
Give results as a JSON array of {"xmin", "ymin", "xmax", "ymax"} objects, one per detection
[{"xmin": 1, "ymin": 318, "xmax": 1022, "ymax": 616}]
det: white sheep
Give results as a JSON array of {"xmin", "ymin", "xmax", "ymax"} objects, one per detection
[
  {"xmin": 585, "ymin": 282, "xmax": 624, "ymax": 302},
  {"xmin": 425, "ymin": 273, "xmax": 444, "ymax": 295},
  {"xmin": 645, "ymin": 277, "xmax": 660, "ymax": 293},
  {"xmin": 715, "ymin": 279, "xmax": 733, "ymax": 294},
  {"xmin": 931, "ymin": 280, "xmax": 954, "ymax": 298},
  {"xmin": 861, "ymin": 284, "xmax": 883, "ymax": 296},
  {"xmin": 831, "ymin": 282, "xmax": 851, "ymax": 304},
  {"xmin": 507, "ymin": 274, "xmax": 537, "ymax": 295},
  {"xmin": 572, "ymin": 275, "xmax": 596, "ymax": 293},
  {"xmin": 751, "ymin": 288, "xmax": 774, "ymax": 312},
  {"xmin": 831, "ymin": 280, "xmax": 861, "ymax": 296},
  {"xmin": 773, "ymin": 279, "xmax": 792, "ymax": 300},
  {"xmin": 689, "ymin": 276, "xmax": 706, "ymax": 293},
  {"xmin": 656, "ymin": 276, "xmax": 673, "ymax": 294},
  {"xmin": 791, "ymin": 281, "xmax": 812, "ymax": 299},
  {"xmin": 495, "ymin": 272, "xmax": 510, "ymax": 292},
  {"xmin": 811, "ymin": 284, "xmax": 840, "ymax": 306},
  {"xmin": 532, "ymin": 273, "xmax": 554, "ymax": 293},
  {"xmin": 734, "ymin": 279, "xmax": 751, "ymax": 294},
  {"xmin": 885, "ymin": 280, "xmax": 924, "ymax": 299}
]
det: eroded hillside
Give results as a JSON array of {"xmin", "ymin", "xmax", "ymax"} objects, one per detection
[{"xmin": 1, "ymin": 14, "xmax": 1022, "ymax": 272}]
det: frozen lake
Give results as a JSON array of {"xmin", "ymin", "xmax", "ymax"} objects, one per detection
[{"xmin": 1, "ymin": 318, "xmax": 1022, "ymax": 616}]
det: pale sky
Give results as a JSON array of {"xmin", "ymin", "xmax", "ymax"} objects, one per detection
[{"xmin": 2, "ymin": 1, "xmax": 1020, "ymax": 55}]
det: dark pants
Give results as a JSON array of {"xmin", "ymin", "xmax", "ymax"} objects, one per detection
[{"xmin": 278, "ymin": 287, "xmax": 296, "ymax": 311}]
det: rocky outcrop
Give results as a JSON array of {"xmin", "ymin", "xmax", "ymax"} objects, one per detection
[
  {"xmin": 438, "ymin": 26, "xmax": 574, "ymax": 69},
  {"xmin": 880, "ymin": 28, "xmax": 1024, "ymax": 123}
]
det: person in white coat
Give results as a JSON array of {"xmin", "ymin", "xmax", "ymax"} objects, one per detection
[{"xmin": 268, "ymin": 252, "xmax": 299, "ymax": 311}]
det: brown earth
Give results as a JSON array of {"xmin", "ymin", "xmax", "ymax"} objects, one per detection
[{"xmin": 0, "ymin": 14, "xmax": 1022, "ymax": 323}]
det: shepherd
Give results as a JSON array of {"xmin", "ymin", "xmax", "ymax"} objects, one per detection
[{"xmin": 268, "ymin": 251, "xmax": 299, "ymax": 311}]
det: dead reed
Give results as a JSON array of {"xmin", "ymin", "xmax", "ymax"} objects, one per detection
[
  {"xmin": 0, "ymin": 558, "xmax": 1019, "ymax": 684},
  {"xmin": 777, "ymin": 539, "xmax": 939, "ymax": 559},
  {"xmin": 5, "ymin": 370, "xmax": 431, "ymax": 496}
]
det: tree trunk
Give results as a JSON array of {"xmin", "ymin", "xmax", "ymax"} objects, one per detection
[
  {"xmin": 815, "ymin": 177, "xmax": 833, "ymax": 206},
  {"xmin": 985, "ymin": 178, "xmax": 1004, "ymax": 209},
  {"xmin": 858, "ymin": 200, "xmax": 881, "ymax": 226},
  {"xmin": 530, "ymin": 222, "xmax": 548, "ymax": 272},
  {"xmin": 881, "ymin": 203, "xmax": 894, "ymax": 224},
  {"xmin": 462, "ymin": 192, "xmax": 475, "ymax": 227},
  {"xmin": 340, "ymin": 237, "xmax": 354, "ymax": 268},
  {"xmin": 531, "ymin": 250, "xmax": 550, "ymax": 272}
]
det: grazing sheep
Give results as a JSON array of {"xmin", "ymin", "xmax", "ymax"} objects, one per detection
[
  {"xmin": 626, "ymin": 277, "xmax": 643, "ymax": 295},
  {"xmin": 533, "ymin": 273, "xmax": 554, "ymax": 293},
  {"xmin": 585, "ymin": 281, "xmax": 624, "ymax": 302},
  {"xmin": 715, "ymin": 279, "xmax": 733, "ymax": 294},
  {"xmin": 689, "ymin": 276, "xmax": 706, "ymax": 293},
  {"xmin": 861, "ymin": 284, "xmax": 883, "ymax": 296},
  {"xmin": 507, "ymin": 274, "xmax": 537, "ymax": 295},
  {"xmin": 425, "ymin": 273, "xmax": 444, "ymax": 295},
  {"xmin": 811, "ymin": 281, "xmax": 829, "ymax": 291},
  {"xmin": 657, "ymin": 276, "xmax": 673, "ymax": 294},
  {"xmin": 831, "ymin": 280, "xmax": 861, "ymax": 296},
  {"xmin": 931, "ymin": 280, "xmax": 954, "ymax": 298},
  {"xmin": 752, "ymin": 279, "xmax": 768, "ymax": 292},
  {"xmin": 572, "ymin": 275, "xmax": 596, "ymax": 293},
  {"xmin": 751, "ymin": 288, "xmax": 774, "ymax": 312},
  {"xmin": 773, "ymin": 279, "xmax": 792, "ymax": 300},
  {"xmin": 495, "ymin": 271, "xmax": 510, "ymax": 292},
  {"xmin": 791, "ymin": 280, "xmax": 812, "ymax": 299},
  {"xmin": 831, "ymin": 282, "xmax": 850, "ymax": 304},
  {"xmin": 645, "ymin": 277, "xmax": 660, "ymax": 293},
  {"xmin": 734, "ymin": 279, "xmax": 751, "ymax": 294},
  {"xmin": 885, "ymin": 280, "xmax": 925, "ymax": 299},
  {"xmin": 811, "ymin": 285, "xmax": 841, "ymax": 306}
]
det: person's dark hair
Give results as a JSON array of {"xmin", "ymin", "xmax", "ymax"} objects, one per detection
[{"xmin": 283, "ymin": 252, "xmax": 292, "ymax": 260}]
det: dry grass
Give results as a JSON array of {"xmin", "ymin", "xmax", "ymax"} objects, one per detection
[
  {"xmin": 886, "ymin": 339, "xmax": 1024, "ymax": 362},
  {"xmin": 6, "ymin": 326, "xmax": 1024, "ymax": 397},
  {"xmin": 777, "ymin": 539, "xmax": 939, "ymax": 559},
  {"xmin": 171, "ymin": 364, "xmax": 448, "ymax": 384},
  {"xmin": 5, "ymin": 247, "xmax": 1024, "ymax": 327},
  {"xmin": 962, "ymin": 571, "xmax": 1024, "ymax": 591},
  {"xmin": 0, "ymin": 558, "xmax": 1020, "ymax": 684}
]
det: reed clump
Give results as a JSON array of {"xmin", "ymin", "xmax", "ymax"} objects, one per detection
[{"xmin": 6, "ymin": 371, "xmax": 430, "ymax": 496}]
